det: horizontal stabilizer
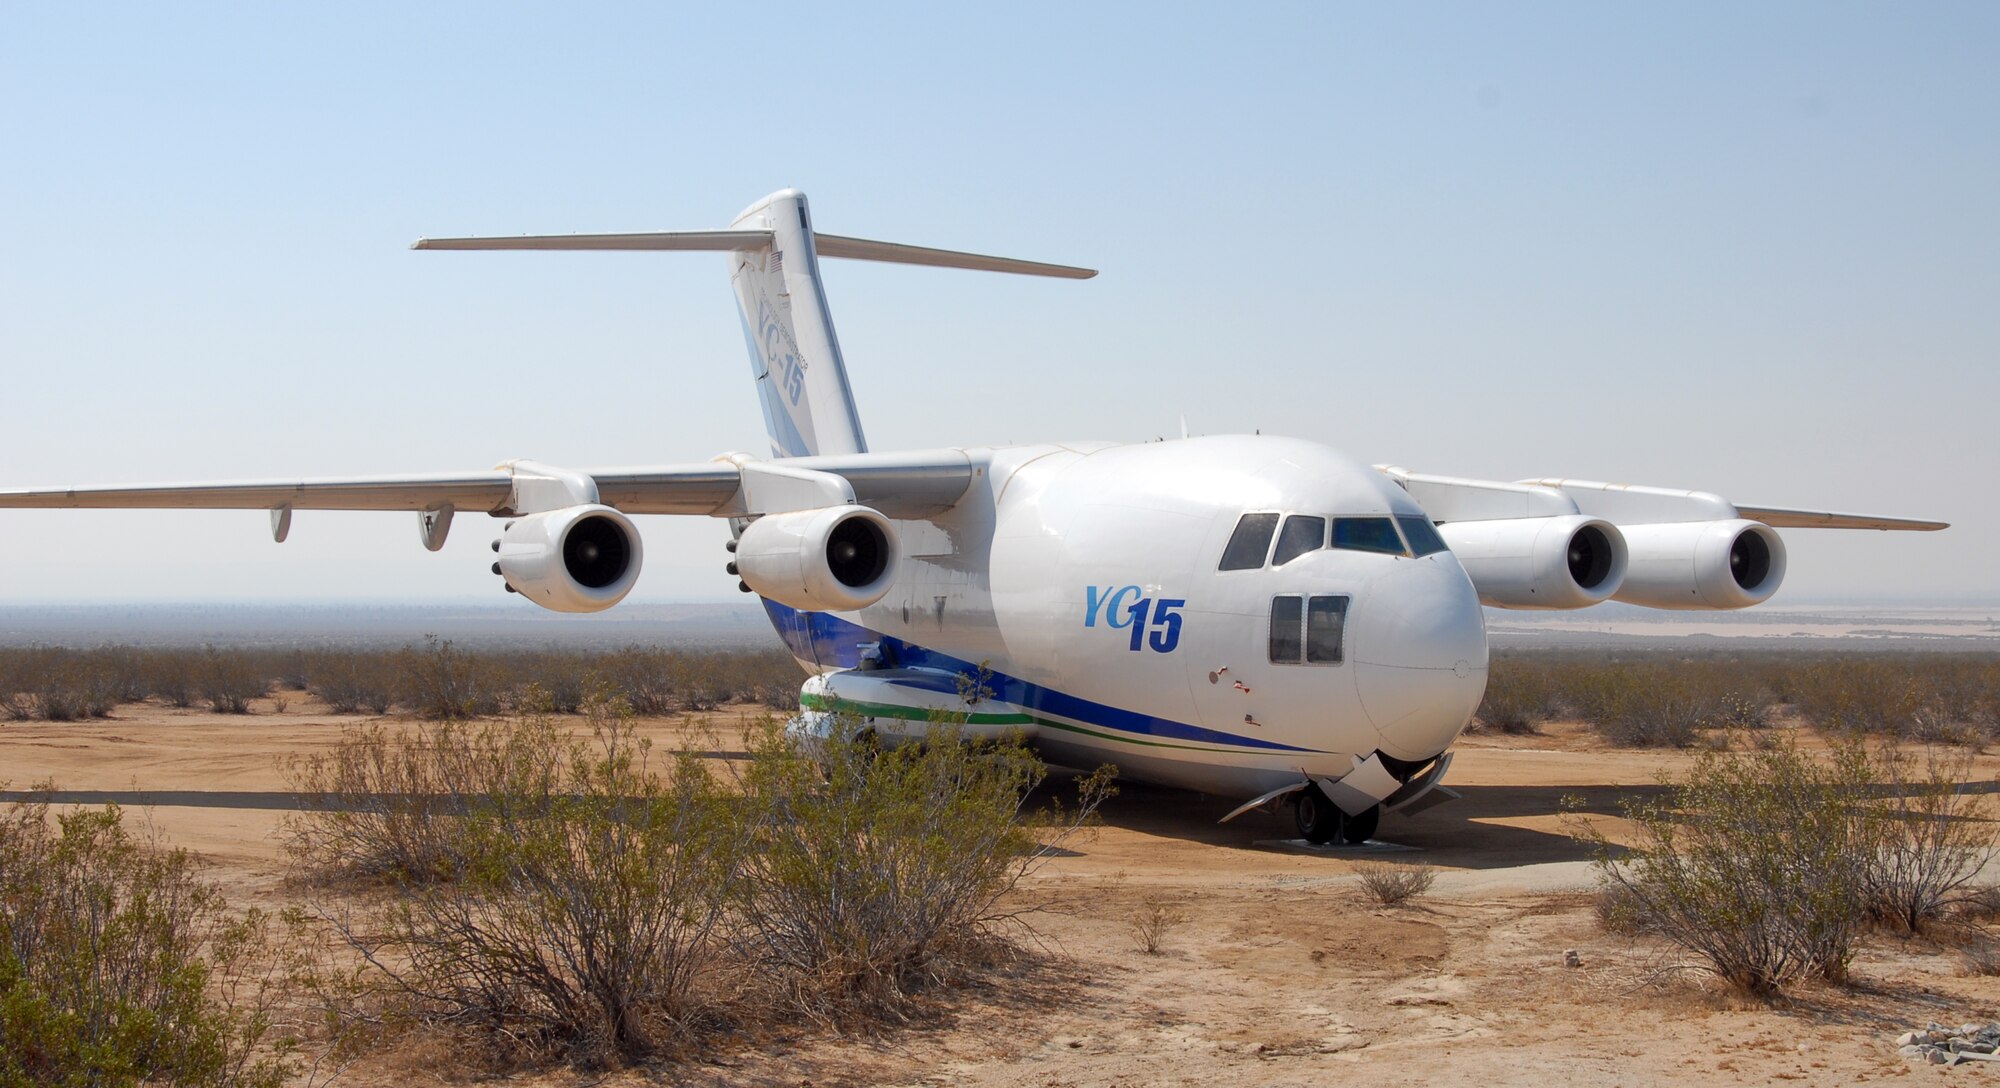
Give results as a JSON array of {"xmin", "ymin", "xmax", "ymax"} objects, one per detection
[
  {"xmin": 412, "ymin": 230, "xmax": 771, "ymax": 252},
  {"xmin": 812, "ymin": 233, "xmax": 1096, "ymax": 278},
  {"xmin": 414, "ymin": 229, "xmax": 1096, "ymax": 278}
]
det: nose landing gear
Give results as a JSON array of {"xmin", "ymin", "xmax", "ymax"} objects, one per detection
[{"xmin": 1293, "ymin": 785, "xmax": 1380, "ymax": 845}]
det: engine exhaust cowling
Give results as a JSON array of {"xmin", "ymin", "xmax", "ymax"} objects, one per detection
[
  {"xmin": 734, "ymin": 506, "xmax": 900, "ymax": 613},
  {"xmin": 496, "ymin": 504, "xmax": 643, "ymax": 613},
  {"xmin": 1613, "ymin": 519, "xmax": 1787, "ymax": 610},
  {"xmin": 1436, "ymin": 514, "xmax": 1629, "ymax": 610}
]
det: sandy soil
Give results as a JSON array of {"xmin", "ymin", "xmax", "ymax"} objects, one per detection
[{"xmin": 5, "ymin": 701, "xmax": 1998, "ymax": 1087}]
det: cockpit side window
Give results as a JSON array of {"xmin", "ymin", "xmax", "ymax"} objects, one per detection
[
  {"xmin": 1271, "ymin": 515, "xmax": 1327, "ymax": 566},
  {"xmin": 1332, "ymin": 516, "xmax": 1408, "ymax": 556},
  {"xmin": 1271, "ymin": 594, "xmax": 1349, "ymax": 666},
  {"xmin": 1268, "ymin": 595, "xmax": 1303, "ymax": 663},
  {"xmin": 1220, "ymin": 513, "xmax": 1281, "ymax": 571},
  {"xmin": 1397, "ymin": 514, "xmax": 1449, "ymax": 557},
  {"xmin": 1306, "ymin": 595, "xmax": 1348, "ymax": 663}
]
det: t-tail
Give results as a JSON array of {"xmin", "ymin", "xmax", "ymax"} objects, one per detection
[{"xmin": 413, "ymin": 188, "xmax": 1096, "ymax": 458}]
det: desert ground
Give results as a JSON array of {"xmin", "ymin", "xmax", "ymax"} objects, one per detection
[{"xmin": 6, "ymin": 698, "xmax": 1998, "ymax": 1087}]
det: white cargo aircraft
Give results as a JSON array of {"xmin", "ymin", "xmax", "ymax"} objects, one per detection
[{"xmin": 0, "ymin": 190, "xmax": 1947, "ymax": 844}]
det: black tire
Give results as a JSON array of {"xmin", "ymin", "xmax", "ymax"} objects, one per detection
[
  {"xmin": 1341, "ymin": 804, "xmax": 1380, "ymax": 845},
  {"xmin": 1294, "ymin": 786, "xmax": 1344, "ymax": 845}
]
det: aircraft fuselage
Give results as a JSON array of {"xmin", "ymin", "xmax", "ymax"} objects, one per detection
[{"xmin": 765, "ymin": 433, "xmax": 1489, "ymax": 798}]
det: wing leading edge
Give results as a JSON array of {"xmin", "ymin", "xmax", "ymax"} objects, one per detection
[{"xmin": 0, "ymin": 450, "xmax": 976, "ymax": 521}]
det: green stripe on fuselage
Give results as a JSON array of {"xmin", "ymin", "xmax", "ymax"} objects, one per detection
[{"xmin": 798, "ymin": 692, "xmax": 1263, "ymax": 755}]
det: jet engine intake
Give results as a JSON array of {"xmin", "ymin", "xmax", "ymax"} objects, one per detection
[
  {"xmin": 494, "ymin": 503, "xmax": 643, "ymax": 613},
  {"xmin": 1436, "ymin": 514, "xmax": 1628, "ymax": 610},
  {"xmin": 1612, "ymin": 519, "xmax": 1787, "ymax": 610},
  {"xmin": 733, "ymin": 506, "xmax": 900, "ymax": 612}
]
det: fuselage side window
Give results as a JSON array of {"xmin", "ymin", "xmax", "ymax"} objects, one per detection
[
  {"xmin": 1396, "ymin": 514, "xmax": 1449, "ymax": 557},
  {"xmin": 1332, "ymin": 516, "xmax": 1408, "ymax": 556},
  {"xmin": 1268, "ymin": 595, "xmax": 1304, "ymax": 663},
  {"xmin": 1272, "ymin": 515, "xmax": 1327, "ymax": 566},
  {"xmin": 1306, "ymin": 595, "xmax": 1348, "ymax": 664},
  {"xmin": 1220, "ymin": 513, "xmax": 1281, "ymax": 571}
]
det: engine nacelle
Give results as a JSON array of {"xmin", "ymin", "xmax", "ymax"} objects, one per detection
[
  {"xmin": 1613, "ymin": 519, "xmax": 1787, "ymax": 610},
  {"xmin": 1437, "ymin": 515, "xmax": 1629, "ymax": 610},
  {"xmin": 495, "ymin": 504, "xmax": 643, "ymax": 613},
  {"xmin": 734, "ymin": 506, "xmax": 899, "ymax": 612}
]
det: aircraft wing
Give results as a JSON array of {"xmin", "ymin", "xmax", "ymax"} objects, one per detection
[
  {"xmin": 1729, "ymin": 505, "xmax": 1949, "ymax": 532},
  {"xmin": 0, "ymin": 450, "xmax": 975, "ymax": 520},
  {"xmin": 1378, "ymin": 467, "xmax": 1947, "ymax": 530},
  {"xmin": 0, "ymin": 472, "xmax": 521, "ymax": 513}
]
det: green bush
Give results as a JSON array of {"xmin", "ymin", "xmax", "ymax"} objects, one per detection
[
  {"xmin": 0, "ymin": 796, "xmax": 287, "ymax": 1088},
  {"xmin": 734, "ymin": 719, "xmax": 1112, "ymax": 1021},
  {"xmin": 1579, "ymin": 741, "xmax": 1874, "ymax": 997}
]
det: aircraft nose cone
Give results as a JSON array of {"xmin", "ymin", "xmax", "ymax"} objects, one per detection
[{"xmin": 1352, "ymin": 556, "xmax": 1488, "ymax": 762}]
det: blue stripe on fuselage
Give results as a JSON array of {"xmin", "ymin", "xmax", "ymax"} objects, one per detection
[{"xmin": 758, "ymin": 599, "xmax": 1320, "ymax": 754}]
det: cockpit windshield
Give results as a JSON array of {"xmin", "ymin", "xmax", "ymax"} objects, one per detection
[
  {"xmin": 1272, "ymin": 515, "xmax": 1326, "ymax": 566},
  {"xmin": 1331, "ymin": 517, "xmax": 1406, "ymax": 556},
  {"xmin": 1396, "ymin": 514, "xmax": 1449, "ymax": 557},
  {"xmin": 1219, "ymin": 513, "xmax": 1280, "ymax": 570},
  {"xmin": 1219, "ymin": 511, "xmax": 1450, "ymax": 569}
]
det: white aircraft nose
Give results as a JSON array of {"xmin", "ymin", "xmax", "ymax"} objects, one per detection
[{"xmin": 1352, "ymin": 555, "xmax": 1489, "ymax": 762}]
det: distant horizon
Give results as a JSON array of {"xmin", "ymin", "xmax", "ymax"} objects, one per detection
[
  {"xmin": 2, "ymin": 597, "xmax": 1996, "ymax": 655},
  {"xmin": 5, "ymin": 595, "xmax": 1999, "ymax": 611}
]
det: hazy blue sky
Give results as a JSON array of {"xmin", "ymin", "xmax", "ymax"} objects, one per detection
[{"xmin": 1, "ymin": 3, "xmax": 1994, "ymax": 604}]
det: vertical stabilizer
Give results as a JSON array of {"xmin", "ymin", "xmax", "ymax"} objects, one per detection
[
  {"xmin": 413, "ymin": 191, "xmax": 1093, "ymax": 461},
  {"xmin": 728, "ymin": 190, "xmax": 867, "ymax": 458}
]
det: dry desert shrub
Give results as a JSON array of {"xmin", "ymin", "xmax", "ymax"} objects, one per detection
[
  {"xmin": 1354, "ymin": 861, "xmax": 1438, "ymax": 907},
  {"xmin": 1860, "ymin": 746, "xmax": 1998, "ymax": 935},
  {"xmin": 1128, "ymin": 895, "xmax": 1190, "ymax": 955},
  {"xmin": 1593, "ymin": 882, "xmax": 1660, "ymax": 936},
  {"xmin": 286, "ymin": 718, "xmax": 503, "ymax": 884},
  {"xmin": 145, "ymin": 648, "xmax": 201, "ymax": 708},
  {"xmin": 290, "ymin": 698, "xmax": 739, "ymax": 1066},
  {"xmin": 200, "ymin": 646, "xmax": 269, "ymax": 714},
  {"xmin": 396, "ymin": 636, "xmax": 499, "ymax": 720},
  {"xmin": 0, "ymin": 641, "xmax": 844, "ymax": 722},
  {"xmin": 1558, "ymin": 661, "xmax": 1750, "ymax": 747},
  {"xmin": 284, "ymin": 693, "xmax": 1106, "ymax": 1064},
  {"xmin": 1955, "ymin": 883, "xmax": 2000, "ymax": 925},
  {"xmin": 1472, "ymin": 656, "xmax": 1560, "ymax": 734},
  {"xmin": 307, "ymin": 651, "xmax": 396, "ymax": 715}
]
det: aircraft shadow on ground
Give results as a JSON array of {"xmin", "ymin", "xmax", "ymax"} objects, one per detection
[{"xmin": 1047, "ymin": 776, "xmax": 1677, "ymax": 869}]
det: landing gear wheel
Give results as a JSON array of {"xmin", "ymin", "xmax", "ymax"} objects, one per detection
[
  {"xmin": 1341, "ymin": 804, "xmax": 1380, "ymax": 845},
  {"xmin": 1294, "ymin": 786, "xmax": 1344, "ymax": 845}
]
